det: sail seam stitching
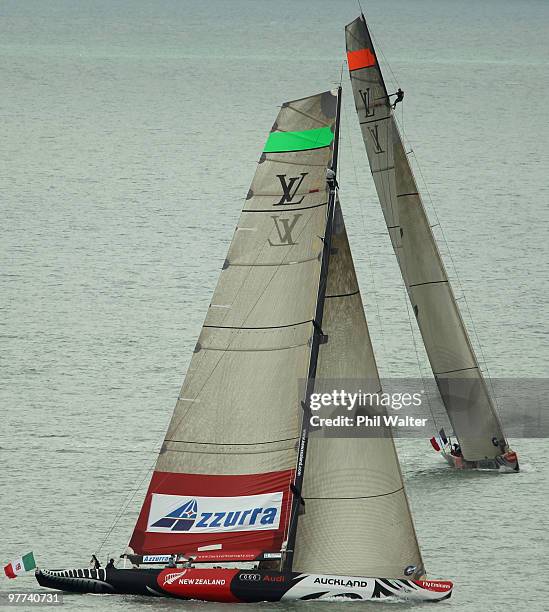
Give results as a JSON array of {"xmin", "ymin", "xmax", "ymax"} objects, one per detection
[
  {"xmin": 325, "ymin": 290, "xmax": 359, "ymax": 299},
  {"xmin": 408, "ymin": 280, "xmax": 448, "ymax": 288},
  {"xmin": 199, "ymin": 343, "xmax": 308, "ymax": 353},
  {"xmin": 226, "ymin": 257, "xmax": 319, "ymax": 268},
  {"xmin": 164, "ymin": 437, "xmax": 299, "ymax": 446},
  {"xmin": 265, "ymin": 144, "xmax": 331, "ymax": 154},
  {"xmin": 434, "ymin": 366, "xmax": 478, "ymax": 376},
  {"xmin": 360, "ymin": 116, "xmax": 391, "ymax": 125},
  {"xmin": 304, "ymin": 486, "xmax": 404, "ymax": 500},
  {"xmin": 204, "ymin": 320, "xmax": 312, "ymax": 330},
  {"xmin": 244, "ymin": 201, "xmax": 327, "ymax": 213}
]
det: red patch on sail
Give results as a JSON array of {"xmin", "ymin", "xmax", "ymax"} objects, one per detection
[
  {"xmin": 347, "ymin": 48, "xmax": 376, "ymax": 71},
  {"xmin": 129, "ymin": 470, "xmax": 293, "ymax": 557}
]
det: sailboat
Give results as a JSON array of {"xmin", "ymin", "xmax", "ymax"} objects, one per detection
[
  {"xmin": 345, "ymin": 15, "xmax": 519, "ymax": 472},
  {"xmin": 35, "ymin": 72, "xmax": 452, "ymax": 601}
]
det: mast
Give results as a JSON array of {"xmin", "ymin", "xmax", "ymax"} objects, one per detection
[
  {"xmin": 283, "ymin": 87, "xmax": 342, "ymax": 572},
  {"xmin": 345, "ymin": 14, "xmax": 513, "ymax": 462}
]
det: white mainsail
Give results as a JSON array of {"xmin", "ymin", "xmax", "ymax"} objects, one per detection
[
  {"xmin": 345, "ymin": 14, "xmax": 510, "ymax": 462},
  {"xmin": 130, "ymin": 90, "xmax": 340, "ymax": 557}
]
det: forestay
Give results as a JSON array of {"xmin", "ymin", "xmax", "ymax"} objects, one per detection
[{"xmin": 345, "ymin": 15, "xmax": 508, "ymax": 461}]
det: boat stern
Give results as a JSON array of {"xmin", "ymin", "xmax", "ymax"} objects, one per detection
[{"xmin": 35, "ymin": 568, "xmax": 114, "ymax": 594}]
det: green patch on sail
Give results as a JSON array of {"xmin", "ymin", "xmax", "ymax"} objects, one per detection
[{"xmin": 264, "ymin": 126, "xmax": 334, "ymax": 153}]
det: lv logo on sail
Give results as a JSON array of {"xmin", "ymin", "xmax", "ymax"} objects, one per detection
[
  {"xmin": 368, "ymin": 125, "xmax": 384, "ymax": 153},
  {"xmin": 275, "ymin": 173, "xmax": 308, "ymax": 205},
  {"xmin": 359, "ymin": 89, "xmax": 375, "ymax": 117},
  {"xmin": 268, "ymin": 215, "xmax": 302, "ymax": 246}
]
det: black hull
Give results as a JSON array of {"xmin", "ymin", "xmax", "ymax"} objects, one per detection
[
  {"xmin": 36, "ymin": 568, "xmax": 163, "ymax": 597},
  {"xmin": 36, "ymin": 567, "xmax": 452, "ymax": 602}
]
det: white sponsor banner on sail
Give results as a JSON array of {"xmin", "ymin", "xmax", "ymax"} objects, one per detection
[{"xmin": 147, "ymin": 492, "xmax": 283, "ymax": 534}]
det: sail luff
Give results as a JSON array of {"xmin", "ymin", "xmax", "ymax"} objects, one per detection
[
  {"xmin": 283, "ymin": 87, "xmax": 342, "ymax": 572},
  {"xmin": 346, "ymin": 14, "xmax": 509, "ymax": 461}
]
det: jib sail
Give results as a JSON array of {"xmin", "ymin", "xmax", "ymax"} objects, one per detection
[
  {"xmin": 129, "ymin": 90, "xmax": 340, "ymax": 560},
  {"xmin": 291, "ymin": 200, "xmax": 424, "ymax": 578},
  {"xmin": 345, "ymin": 14, "xmax": 509, "ymax": 461}
]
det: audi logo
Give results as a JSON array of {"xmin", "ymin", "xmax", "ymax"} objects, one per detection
[{"xmin": 239, "ymin": 573, "xmax": 261, "ymax": 582}]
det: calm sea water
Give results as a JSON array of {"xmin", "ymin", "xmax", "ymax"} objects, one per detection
[{"xmin": 1, "ymin": 1, "xmax": 548, "ymax": 611}]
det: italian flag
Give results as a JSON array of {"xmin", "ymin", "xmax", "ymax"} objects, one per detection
[{"xmin": 4, "ymin": 552, "xmax": 36, "ymax": 579}]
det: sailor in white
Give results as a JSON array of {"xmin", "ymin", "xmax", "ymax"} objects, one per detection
[{"xmin": 326, "ymin": 167, "xmax": 338, "ymax": 190}]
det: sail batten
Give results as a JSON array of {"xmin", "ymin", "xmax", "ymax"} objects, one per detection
[{"xmin": 346, "ymin": 14, "xmax": 509, "ymax": 461}]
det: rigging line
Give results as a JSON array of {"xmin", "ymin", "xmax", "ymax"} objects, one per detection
[
  {"xmin": 368, "ymin": 26, "xmax": 400, "ymax": 94},
  {"xmin": 395, "ymin": 117, "xmax": 503, "ymax": 419},
  {"xmin": 355, "ymin": 17, "xmax": 423, "ymax": 565},
  {"xmin": 353, "ymin": 67, "xmax": 435, "ymax": 417},
  {"xmin": 97, "ymin": 453, "xmax": 159, "ymax": 555},
  {"xmin": 402, "ymin": 282, "xmax": 440, "ymax": 431},
  {"xmin": 382, "ymin": 118, "xmax": 437, "ymax": 421},
  {"xmin": 349, "ymin": 19, "xmax": 433, "ymax": 409},
  {"xmin": 383, "ymin": 114, "xmax": 399, "ymax": 242},
  {"xmin": 341, "ymin": 92, "xmax": 388, "ymax": 362},
  {"xmin": 379, "ymin": 115, "xmax": 436, "ymax": 423}
]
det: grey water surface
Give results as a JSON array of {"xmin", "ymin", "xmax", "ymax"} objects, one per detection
[{"xmin": 1, "ymin": 1, "xmax": 548, "ymax": 611}]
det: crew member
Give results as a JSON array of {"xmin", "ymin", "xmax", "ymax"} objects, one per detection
[
  {"xmin": 390, "ymin": 87, "xmax": 404, "ymax": 109},
  {"xmin": 326, "ymin": 167, "xmax": 338, "ymax": 190}
]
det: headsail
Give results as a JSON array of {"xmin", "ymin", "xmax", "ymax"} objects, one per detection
[
  {"xmin": 345, "ymin": 15, "xmax": 509, "ymax": 462},
  {"xmin": 129, "ymin": 90, "xmax": 340, "ymax": 560},
  {"xmin": 292, "ymin": 201, "xmax": 424, "ymax": 578}
]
